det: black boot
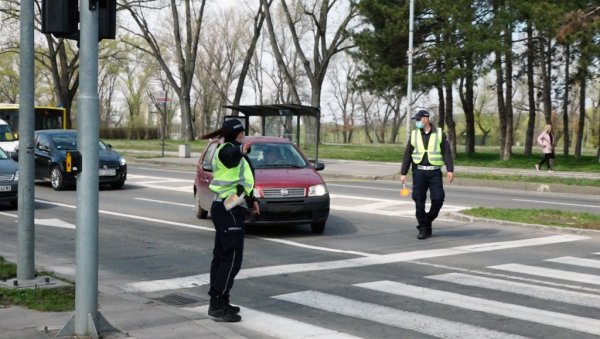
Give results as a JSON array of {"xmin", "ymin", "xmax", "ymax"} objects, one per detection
[
  {"xmin": 417, "ymin": 227, "xmax": 428, "ymax": 240},
  {"xmin": 208, "ymin": 297, "xmax": 241, "ymax": 322},
  {"xmin": 224, "ymin": 296, "xmax": 240, "ymax": 314},
  {"xmin": 426, "ymin": 222, "xmax": 432, "ymax": 237}
]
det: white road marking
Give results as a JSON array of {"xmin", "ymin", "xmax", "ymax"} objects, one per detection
[
  {"xmin": 0, "ymin": 211, "xmax": 17, "ymax": 218},
  {"xmin": 273, "ymin": 291, "xmax": 528, "ymax": 339},
  {"xmin": 490, "ymin": 264, "xmax": 600, "ymax": 286},
  {"xmin": 35, "ymin": 218, "xmax": 75, "ymax": 229},
  {"xmin": 186, "ymin": 305, "xmax": 362, "ymax": 339},
  {"xmin": 0, "ymin": 212, "xmax": 74, "ymax": 229},
  {"xmin": 545, "ymin": 256, "xmax": 600, "ymax": 270},
  {"xmin": 410, "ymin": 260, "xmax": 600, "ymax": 294},
  {"xmin": 328, "ymin": 183, "xmax": 400, "ymax": 192},
  {"xmin": 123, "ymin": 235, "xmax": 586, "ymax": 293},
  {"xmin": 356, "ymin": 280, "xmax": 600, "ymax": 336},
  {"xmin": 427, "ymin": 272, "xmax": 600, "ymax": 308},
  {"xmin": 135, "ymin": 197, "xmax": 194, "ymax": 208},
  {"xmin": 512, "ymin": 198, "xmax": 600, "ymax": 209}
]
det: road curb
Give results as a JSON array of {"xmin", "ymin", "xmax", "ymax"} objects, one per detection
[{"xmin": 448, "ymin": 211, "xmax": 600, "ymax": 236}]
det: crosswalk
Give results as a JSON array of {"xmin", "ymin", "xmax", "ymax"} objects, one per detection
[
  {"xmin": 126, "ymin": 174, "xmax": 467, "ymax": 217},
  {"xmin": 179, "ymin": 252, "xmax": 600, "ymax": 338}
]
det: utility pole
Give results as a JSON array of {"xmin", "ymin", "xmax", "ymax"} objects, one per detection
[
  {"xmin": 57, "ymin": 0, "xmax": 116, "ymax": 336},
  {"xmin": 405, "ymin": 0, "xmax": 415, "ymax": 141},
  {"xmin": 17, "ymin": 0, "xmax": 35, "ymax": 282}
]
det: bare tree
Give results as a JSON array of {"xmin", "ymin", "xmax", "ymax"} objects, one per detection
[
  {"xmin": 122, "ymin": 0, "xmax": 207, "ymax": 141},
  {"xmin": 328, "ymin": 58, "xmax": 359, "ymax": 143}
]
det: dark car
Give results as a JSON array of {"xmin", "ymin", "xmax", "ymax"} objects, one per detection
[
  {"xmin": 0, "ymin": 147, "xmax": 18, "ymax": 208},
  {"xmin": 32, "ymin": 130, "xmax": 127, "ymax": 190},
  {"xmin": 194, "ymin": 136, "xmax": 330, "ymax": 233}
]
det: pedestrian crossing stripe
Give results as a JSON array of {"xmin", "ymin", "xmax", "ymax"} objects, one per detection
[
  {"xmin": 186, "ymin": 305, "xmax": 362, "ymax": 339},
  {"xmin": 355, "ymin": 280, "xmax": 600, "ymax": 336},
  {"xmin": 273, "ymin": 290, "xmax": 527, "ymax": 339},
  {"xmin": 426, "ymin": 272, "xmax": 600, "ymax": 309},
  {"xmin": 490, "ymin": 264, "xmax": 600, "ymax": 286},
  {"xmin": 123, "ymin": 235, "xmax": 587, "ymax": 293},
  {"xmin": 545, "ymin": 256, "xmax": 600, "ymax": 270}
]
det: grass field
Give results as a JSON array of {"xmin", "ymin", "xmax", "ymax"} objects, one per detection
[
  {"xmin": 106, "ymin": 138, "xmax": 600, "ymax": 173},
  {"xmin": 463, "ymin": 208, "xmax": 600, "ymax": 230}
]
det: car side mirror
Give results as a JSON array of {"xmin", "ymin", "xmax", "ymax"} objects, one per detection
[
  {"xmin": 202, "ymin": 161, "xmax": 213, "ymax": 172},
  {"xmin": 38, "ymin": 144, "xmax": 50, "ymax": 152},
  {"xmin": 313, "ymin": 162, "xmax": 325, "ymax": 171},
  {"xmin": 107, "ymin": 144, "xmax": 112, "ymax": 148},
  {"xmin": 10, "ymin": 151, "xmax": 18, "ymax": 161}
]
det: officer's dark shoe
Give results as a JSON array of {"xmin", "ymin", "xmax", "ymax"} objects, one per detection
[
  {"xmin": 225, "ymin": 296, "xmax": 241, "ymax": 314},
  {"xmin": 209, "ymin": 297, "xmax": 241, "ymax": 322},
  {"xmin": 426, "ymin": 225, "xmax": 432, "ymax": 237},
  {"xmin": 417, "ymin": 228, "xmax": 429, "ymax": 240}
]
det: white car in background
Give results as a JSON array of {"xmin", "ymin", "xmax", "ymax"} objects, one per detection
[{"xmin": 0, "ymin": 119, "xmax": 18, "ymax": 155}]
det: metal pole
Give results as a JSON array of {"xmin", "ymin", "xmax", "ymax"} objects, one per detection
[
  {"xmin": 161, "ymin": 90, "xmax": 166, "ymax": 157},
  {"xmin": 405, "ymin": 0, "xmax": 415, "ymax": 141},
  {"xmin": 75, "ymin": 0, "xmax": 100, "ymax": 335},
  {"xmin": 17, "ymin": 0, "xmax": 35, "ymax": 282}
]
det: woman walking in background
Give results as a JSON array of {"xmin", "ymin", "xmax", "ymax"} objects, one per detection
[{"xmin": 535, "ymin": 124, "xmax": 555, "ymax": 173}]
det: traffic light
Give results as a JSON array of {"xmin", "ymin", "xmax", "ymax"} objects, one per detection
[
  {"xmin": 99, "ymin": 0, "xmax": 116, "ymax": 40},
  {"xmin": 41, "ymin": 0, "xmax": 116, "ymax": 41},
  {"xmin": 41, "ymin": 0, "xmax": 78, "ymax": 37}
]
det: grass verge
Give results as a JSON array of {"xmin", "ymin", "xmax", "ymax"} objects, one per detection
[
  {"xmin": 462, "ymin": 207, "xmax": 600, "ymax": 230},
  {"xmin": 0, "ymin": 257, "xmax": 75, "ymax": 312},
  {"xmin": 458, "ymin": 173, "xmax": 600, "ymax": 187}
]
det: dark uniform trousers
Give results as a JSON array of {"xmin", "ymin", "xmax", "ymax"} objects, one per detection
[
  {"xmin": 412, "ymin": 168, "xmax": 445, "ymax": 231},
  {"xmin": 208, "ymin": 201, "xmax": 246, "ymax": 298}
]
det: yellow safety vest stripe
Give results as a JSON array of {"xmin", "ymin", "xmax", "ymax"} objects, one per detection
[
  {"xmin": 209, "ymin": 143, "xmax": 254, "ymax": 198},
  {"xmin": 411, "ymin": 128, "xmax": 444, "ymax": 166}
]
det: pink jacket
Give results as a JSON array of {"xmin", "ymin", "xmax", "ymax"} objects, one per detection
[{"xmin": 537, "ymin": 132, "xmax": 553, "ymax": 154}]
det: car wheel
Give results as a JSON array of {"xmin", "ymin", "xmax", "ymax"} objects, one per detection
[
  {"xmin": 111, "ymin": 178, "xmax": 126, "ymax": 189},
  {"xmin": 50, "ymin": 166, "xmax": 66, "ymax": 191},
  {"xmin": 195, "ymin": 191, "xmax": 208, "ymax": 219},
  {"xmin": 310, "ymin": 221, "xmax": 326, "ymax": 234}
]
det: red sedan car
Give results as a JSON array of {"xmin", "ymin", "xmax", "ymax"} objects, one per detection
[{"xmin": 194, "ymin": 136, "xmax": 330, "ymax": 233}]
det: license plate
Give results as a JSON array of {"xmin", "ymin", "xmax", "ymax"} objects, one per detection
[
  {"xmin": 99, "ymin": 169, "xmax": 116, "ymax": 176},
  {"xmin": 0, "ymin": 185, "xmax": 11, "ymax": 192}
]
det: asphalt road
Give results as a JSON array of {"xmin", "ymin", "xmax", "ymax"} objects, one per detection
[{"xmin": 1, "ymin": 165, "xmax": 599, "ymax": 338}]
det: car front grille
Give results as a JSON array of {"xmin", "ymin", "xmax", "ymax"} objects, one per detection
[
  {"xmin": 0, "ymin": 173, "xmax": 14, "ymax": 181},
  {"xmin": 99, "ymin": 161, "xmax": 119, "ymax": 170},
  {"xmin": 259, "ymin": 211, "xmax": 313, "ymax": 222},
  {"xmin": 262, "ymin": 187, "xmax": 305, "ymax": 198}
]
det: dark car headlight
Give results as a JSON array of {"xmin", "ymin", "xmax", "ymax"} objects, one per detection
[
  {"xmin": 119, "ymin": 157, "xmax": 126, "ymax": 166},
  {"xmin": 308, "ymin": 184, "xmax": 328, "ymax": 197}
]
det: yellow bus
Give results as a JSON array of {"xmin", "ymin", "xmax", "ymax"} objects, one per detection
[{"xmin": 0, "ymin": 103, "xmax": 67, "ymax": 131}]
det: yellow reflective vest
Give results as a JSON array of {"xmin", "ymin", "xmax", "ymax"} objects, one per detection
[
  {"xmin": 410, "ymin": 128, "xmax": 444, "ymax": 166},
  {"xmin": 209, "ymin": 143, "xmax": 255, "ymax": 199}
]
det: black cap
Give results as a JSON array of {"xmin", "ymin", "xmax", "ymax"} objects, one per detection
[
  {"xmin": 411, "ymin": 110, "xmax": 430, "ymax": 120},
  {"xmin": 200, "ymin": 118, "xmax": 245, "ymax": 140}
]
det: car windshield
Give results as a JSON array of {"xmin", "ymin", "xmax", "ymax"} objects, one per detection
[
  {"xmin": 50, "ymin": 133, "xmax": 109, "ymax": 150},
  {"xmin": 0, "ymin": 125, "xmax": 15, "ymax": 141},
  {"xmin": 249, "ymin": 143, "xmax": 307, "ymax": 169}
]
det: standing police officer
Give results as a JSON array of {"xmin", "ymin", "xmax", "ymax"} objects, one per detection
[
  {"xmin": 400, "ymin": 110, "xmax": 454, "ymax": 239},
  {"xmin": 201, "ymin": 118, "xmax": 259, "ymax": 322}
]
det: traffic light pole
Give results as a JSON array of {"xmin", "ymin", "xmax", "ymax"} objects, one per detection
[
  {"xmin": 57, "ymin": 0, "xmax": 115, "ymax": 336},
  {"xmin": 17, "ymin": 0, "xmax": 36, "ymax": 283}
]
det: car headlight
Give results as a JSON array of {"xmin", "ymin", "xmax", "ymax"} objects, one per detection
[
  {"xmin": 13, "ymin": 170, "xmax": 18, "ymax": 182},
  {"xmin": 253, "ymin": 188, "xmax": 262, "ymax": 198},
  {"xmin": 308, "ymin": 184, "xmax": 327, "ymax": 197},
  {"xmin": 119, "ymin": 157, "xmax": 126, "ymax": 166}
]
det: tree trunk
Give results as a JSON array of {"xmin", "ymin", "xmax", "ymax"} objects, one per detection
[
  {"xmin": 562, "ymin": 44, "xmax": 571, "ymax": 156},
  {"xmin": 445, "ymin": 82, "xmax": 456, "ymax": 157},
  {"xmin": 503, "ymin": 18, "xmax": 513, "ymax": 160},
  {"xmin": 524, "ymin": 20, "xmax": 536, "ymax": 157},
  {"xmin": 575, "ymin": 67, "xmax": 586, "ymax": 159},
  {"xmin": 459, "ymin": 53, "xmax": 475, "ymax": 154},
  {"xmin": 540, "ymin": 36, "xmax": 552, "ymax": 124},
  {"xmin": 494, "ymin": 49, "xmax": 507, "ymax": 159}
]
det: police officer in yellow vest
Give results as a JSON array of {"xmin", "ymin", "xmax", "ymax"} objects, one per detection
[
  {"xmin": 201, "ymin": 118, "xmax": 259, "ymax": 322},
  {"xmin": 400, "ymin": 110, "xmax": 454, "ymax": 239}
]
